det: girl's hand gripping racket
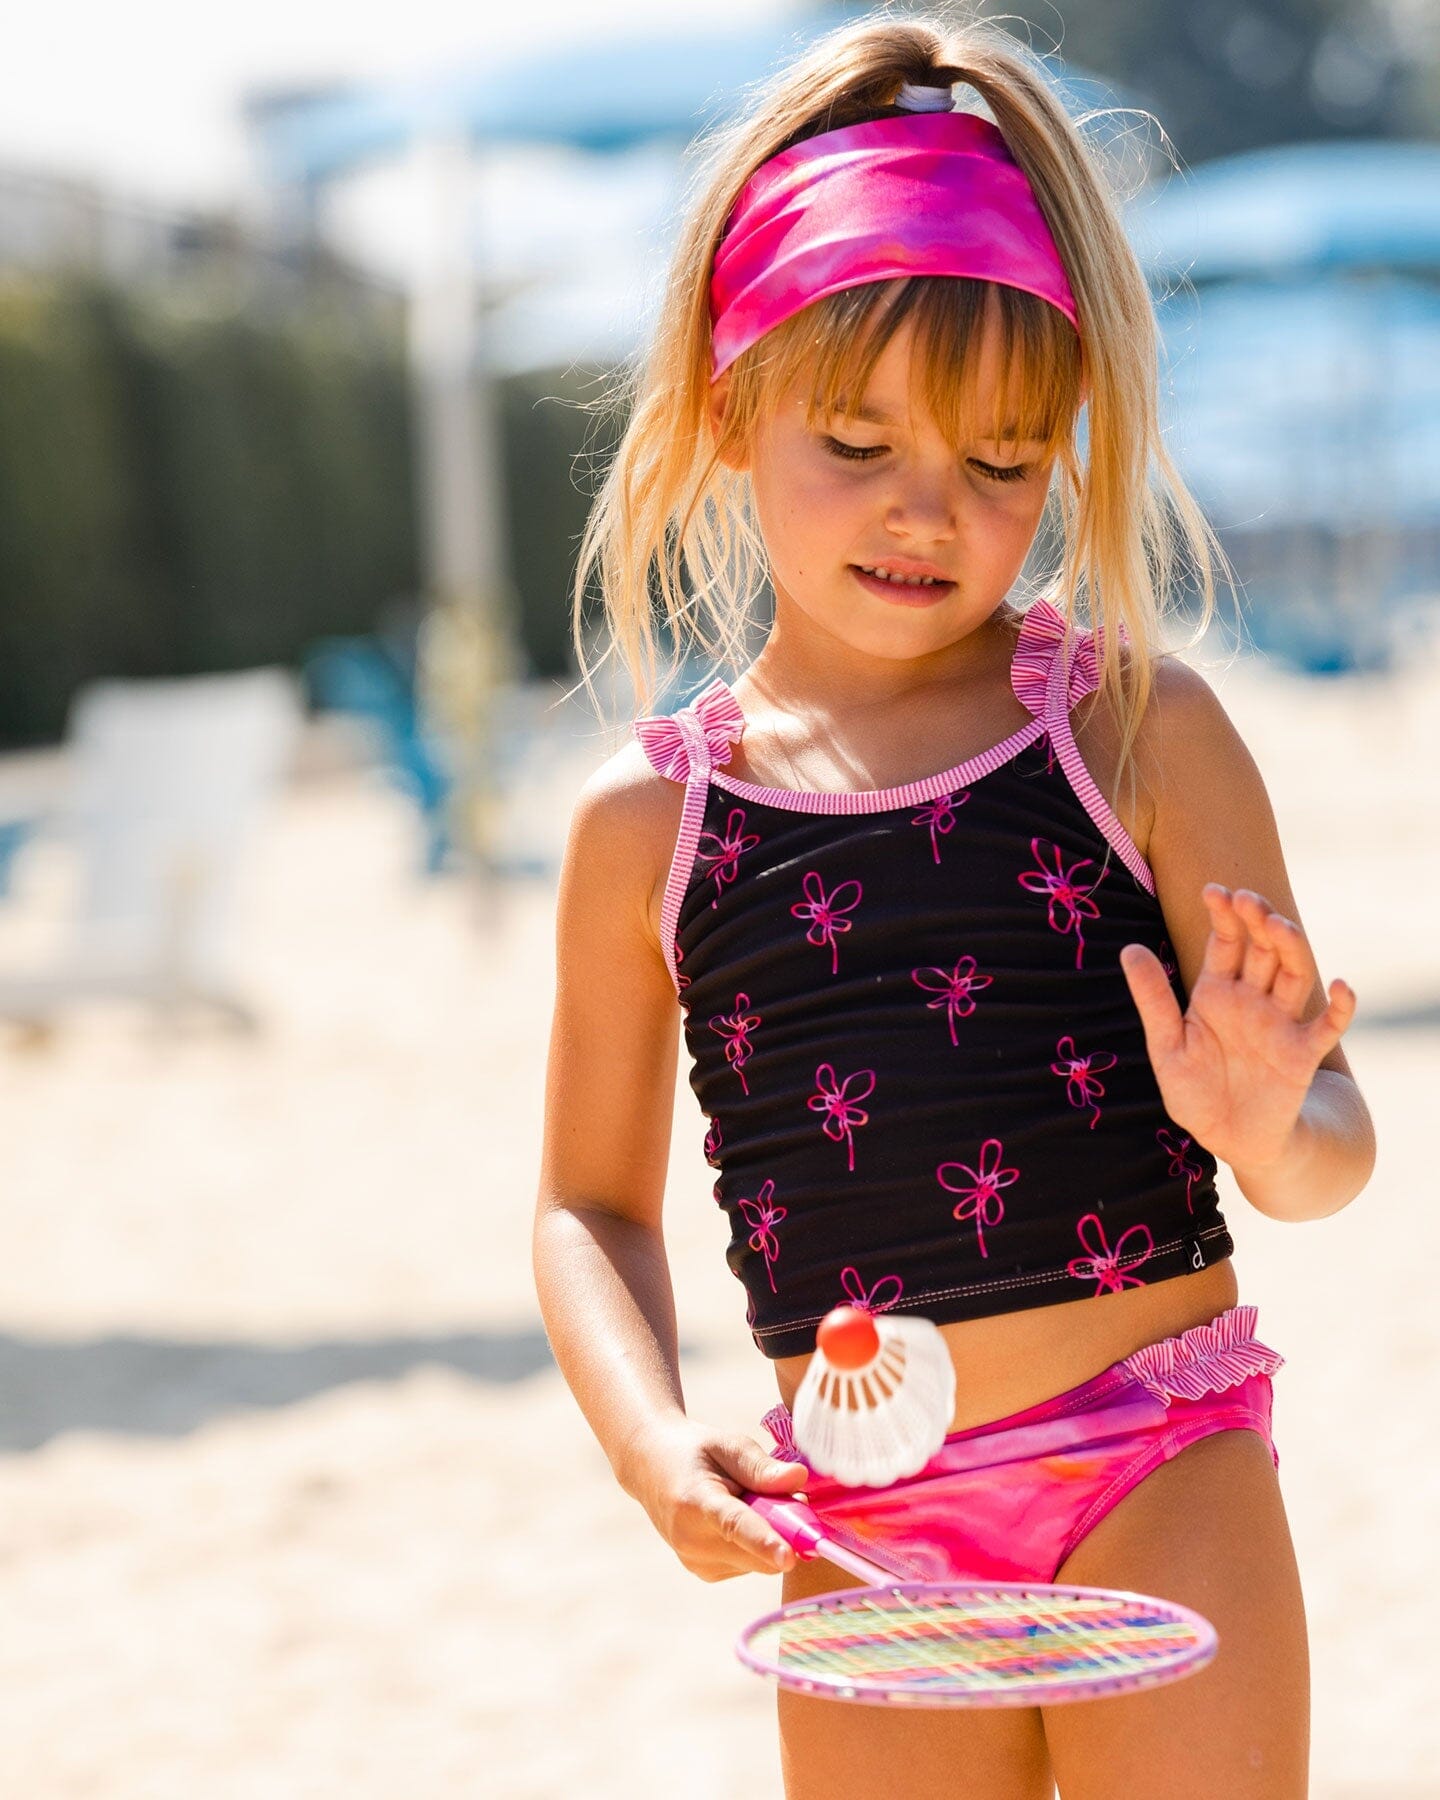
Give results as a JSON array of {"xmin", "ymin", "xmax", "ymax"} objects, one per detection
[{"xmin": 733, "ymin": 1306, "xmax": 1217, "ymax": 1707}]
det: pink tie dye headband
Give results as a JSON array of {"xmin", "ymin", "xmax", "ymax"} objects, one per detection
[{"xmin": 709, "ymin": 109, "xmax": 1080, "ymax": 382}]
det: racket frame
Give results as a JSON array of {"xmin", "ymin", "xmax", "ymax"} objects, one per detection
[{"xmin": 736, "ymin": 1577, "xmax": 1219, "ymax": 1708}]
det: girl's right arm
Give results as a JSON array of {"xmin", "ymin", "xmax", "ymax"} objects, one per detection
[{"xmin": 531, "ymin": 747, "xmax": 805, "ymax": 1580}]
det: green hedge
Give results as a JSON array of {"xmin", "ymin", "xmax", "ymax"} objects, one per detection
[
  {"xmin": 0, "ymin": 274, "xmax": 621, "ymax": 746},
  {"xmin": 0, "ymin": 274, "xmax": 420, "ymax": 746},
  {"xmin": 497, "ymin": 364, "xmax": 622, "ymax": 683}
]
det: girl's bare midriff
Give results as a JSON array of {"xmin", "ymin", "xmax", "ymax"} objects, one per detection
[{"xmin": 771, "ymin": 1258, "xmax": 1240, "ymax": 1432}]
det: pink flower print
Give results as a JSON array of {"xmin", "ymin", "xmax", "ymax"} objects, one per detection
[
  {"xmin": 1016, "ymin": 837, "xmax": 1103, "ymax": 970},
  {"xmin": 673, "ymin": 935, "xmax": 690, "ymax": 997},
  {"xmin": 1050, "ymin": 1034, "xmax": 1119, "ymax": 1130},
  {"xmin": 1157, "ymin": 937, "xmax": 1178, "ymax": 984},
  {"xmin": 838, "ymin": 1264, "xmax": 903, "ymax": 1316},
  {"xmin": 695, "ymin": 806, "xmax": 759, "ymax": 909},
  {"xmin": 806, "ymin": 1063, "xmax": 875, "ymax": 1173},
  {"xmin": 708, "ymin": 992, "xmax": 761, "ymax": 1094},
  {"xmin": 1067, "ymin": 1212, "xmax": 1154, "ymax": 1296},
  {"xmin": 738, "ymin": 1179, "xmax": 786, "ymax": 1293},
  {"xmin": 1157, "ymin": 1126, "xmax": 1204, "ymax": 1214},
  {"xmin": 911, "ymin": 956, "xmax": 993, "ymax": 1046},
  {"xmin": 936, "ymin": 1137, "xmax": 1019, "ymax": 1259},
  {"xmin": 790, "ymin": 870, "xmax": 863, "ymax": 975},
  {"xmin": 911, "ymin": 789, "xmax": 969, "ymax": 864},
  {"xmin": 703, "ymin": 1114, "xmax": 723, "ymax": 1166}
]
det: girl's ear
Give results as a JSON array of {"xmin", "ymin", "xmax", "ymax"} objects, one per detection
[{"xmin": 707, "ymin": 370, "xmax": 749, "ymax": 472}]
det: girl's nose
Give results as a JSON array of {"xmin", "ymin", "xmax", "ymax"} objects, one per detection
[{"xmin": 884, "ymin": 473, "xmax": 959, "ymax": 541}]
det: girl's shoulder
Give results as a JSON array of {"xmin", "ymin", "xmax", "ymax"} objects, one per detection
[
  {"xmin": 1069, "ymin": 641, "xmax": 1227, "ymax": 869},
  {"xmin": 575, "ymin": 668, "xmax": 746, "ymax": 866},
  {"xmin": 580, "ymin": 729, "xmax": 690, "ymax": 817},
  {"xmin": 566, "ymin": 734, "xmax": 689, "ymax": 960},
  {"xmin": 1118, "ymin": 648, "xmax": 1271, "ymax": 844}
]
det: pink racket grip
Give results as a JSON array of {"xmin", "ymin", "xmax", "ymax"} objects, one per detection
[{"xmin": 741, "ymin": 1492, "xmax": 826, "ymax": 1560}]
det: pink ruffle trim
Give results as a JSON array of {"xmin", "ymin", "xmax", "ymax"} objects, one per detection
[
  {"xmin": 633, "ymin": 676, "xmax": 746, "ymax": 783},
  {"xmin": 1119, "ymin": 1305, "xmax": 1284, "ymax": 1405},
  {"xmin": 762, "ymin": 1403, "xmax": 805, "ymax": 1464},
  {"xmin": 1010, "ymin": 595, "xmax": 1129, "ymax": 720}
]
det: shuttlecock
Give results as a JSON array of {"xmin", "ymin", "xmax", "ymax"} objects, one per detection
[{"xmin": 792, "ymin": 1306, "xmax": 955, "ymax": 1487}]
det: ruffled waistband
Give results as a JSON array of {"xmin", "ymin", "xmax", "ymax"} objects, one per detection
[
  {"xmin": 762, "ymin": 1304, "xmax": 1283, "ymax": 1459},
  {"xmin": 1117, "ymin": 1303, "xmax": 1284, "ymax": 1404}
]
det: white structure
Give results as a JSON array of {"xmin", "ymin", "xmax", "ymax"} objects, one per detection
[{"xmin": 0, "ymin": 667, "xmax": 302, "ymax": 1030}]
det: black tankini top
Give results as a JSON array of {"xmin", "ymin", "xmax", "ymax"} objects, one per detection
[{"xmin": 633, "ymin": 598, "xmax": 1231, "ymax": 1358}]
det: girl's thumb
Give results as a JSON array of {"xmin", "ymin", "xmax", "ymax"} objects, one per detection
[{"xmin": 746, "ymin": 1444, "xmax": 809, "ymax": 1491}]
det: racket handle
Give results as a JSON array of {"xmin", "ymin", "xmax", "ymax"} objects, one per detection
[
  {"xmin": 743, "ymin": 1494, "xmax": 828, "ymax": 1558},
  {"xmin": 741, "ymin": 1492, "xmax": 893, "ymax": 1585}
]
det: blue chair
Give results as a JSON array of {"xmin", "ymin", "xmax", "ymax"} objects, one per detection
[
  {"xmin": 302, "ymin": 637, "xmax": 454, "ymax": 873},
  {"xmin": 0, "ymin": 820, "xmax": 37, "ymax": 898}
]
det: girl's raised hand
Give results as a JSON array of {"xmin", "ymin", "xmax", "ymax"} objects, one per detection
[
  {"xmin": 1118, "ymin": 883, "xmax": 1357, "ymax": 1174},
  {"xmin": 623, "ymin": 1417, "xmax": 808, "ymax": 1582}
]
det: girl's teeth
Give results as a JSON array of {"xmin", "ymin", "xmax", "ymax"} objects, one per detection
[{"xmin": 860, "ymin": 566, "xmax": 942, "ymax": 586}]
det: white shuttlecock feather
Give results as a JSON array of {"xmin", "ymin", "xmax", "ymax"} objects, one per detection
[{"xmin": 792, "ymin": 1310, "xmax": 955, "ymax": 1487}]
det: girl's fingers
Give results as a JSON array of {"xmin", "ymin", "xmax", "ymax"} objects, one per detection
[
  {"xmin": 1264, "ymin": 912, "xmax": 1317, "ymax": 1015},
  {"xmin": 1118, "ymin": 942, "xmax": 1184, "ymax": 1060},
  {"xmin": 1305, "ymin": 977, "xmax": 1357, "ymax": 1056},
  {"xmin": 1235, "ymin": 892, "xmax": 1326, "ymax": 1020},
  {"xmin": 1206, "ymin": 886, "xmax": 1318, "ymax": 1004},
  {"xmin": 1200, "ymin": 883, "xmax": 1248, "ymax": 980},
  {"xmin": 1235, "ymin": 892, "xmax": 1282, "ymax": 991}
]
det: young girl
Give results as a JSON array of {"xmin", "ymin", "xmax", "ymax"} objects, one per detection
[{"xmin": 533, "ymin": 13, "xmax": 1374, "ymax": 1797}]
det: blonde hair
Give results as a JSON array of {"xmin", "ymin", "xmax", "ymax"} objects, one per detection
[{"xmin": 570, "ymin": 5, "xmax": 1234, "ymax": 814}]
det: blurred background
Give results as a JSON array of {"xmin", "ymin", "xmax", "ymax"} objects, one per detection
[{"xmin": 0, "ymin": 1, "xmax": 1435, "ymax": 1794}]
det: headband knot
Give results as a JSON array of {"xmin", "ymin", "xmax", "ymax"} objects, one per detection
[{"xmin": 710, "ymin": 110, "xmax": 1079, "ymax": 382}]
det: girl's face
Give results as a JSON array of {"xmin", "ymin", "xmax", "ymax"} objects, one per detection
[{"xmin": 712, "ymin": 310, "xmax": 1060, "ymax": 666}]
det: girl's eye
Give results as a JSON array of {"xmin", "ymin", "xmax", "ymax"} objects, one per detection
[
  {"xmin": 821, "ymin": 435, "xmax": 884, "ymax": 462},
  {"xmin": 821, "ymin": 437, "xmax": 1030, "ymax": 484}
]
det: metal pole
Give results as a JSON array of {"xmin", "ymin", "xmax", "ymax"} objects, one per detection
[{"xmin": 406, "ymin": 128, "xmax": 517, "ymax": 880}]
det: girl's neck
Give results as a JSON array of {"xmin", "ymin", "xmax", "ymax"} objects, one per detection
[{"xmin": 740, "ymin": 600, "xmax": 1023, "ymax": 721}]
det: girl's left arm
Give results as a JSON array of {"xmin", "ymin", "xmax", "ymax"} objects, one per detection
[{"xmin": 1111, "ymin": 656, "xmax": 1376, "ymax": 1224}]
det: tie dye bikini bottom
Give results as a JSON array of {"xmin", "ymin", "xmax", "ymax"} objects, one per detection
[{"xmin": 760, "ymin": 1304, "xmax": 1283, "ymax": 1585}]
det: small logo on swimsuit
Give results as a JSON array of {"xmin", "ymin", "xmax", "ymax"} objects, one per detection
[{"xmin": 1186, "ymin": 1237, "xmax": 1206, "ymax": 1271}]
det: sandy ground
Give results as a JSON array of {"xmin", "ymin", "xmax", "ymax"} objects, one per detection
[{"xmin": 0, "ymin": 638, "xmax": 1435, "ymax": 1798}]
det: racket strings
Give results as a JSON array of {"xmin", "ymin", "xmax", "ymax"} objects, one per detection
[{"xmin": 752, "ymin": 1589, "xmax": 1203, "ymax": 1691}]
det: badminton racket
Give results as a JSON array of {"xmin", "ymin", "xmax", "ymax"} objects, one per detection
[{"xmin": 735, "ymin": 1491, "xmax": 1217, "ymax": 1708}]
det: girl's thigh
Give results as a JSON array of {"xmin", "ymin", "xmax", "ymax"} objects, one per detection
[
  {"xmin": 774, "ymin": 1553, "xmax": 1055, "ymax": 1800},
  {"xmin": 1043, "ymin": 1427, "xmax": 1309, "ymax": 1800}
]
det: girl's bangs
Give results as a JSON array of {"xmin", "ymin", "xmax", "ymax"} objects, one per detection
[{"xmin": 752, "ymin": 277, "xmax": 1082, "ymax": 461}]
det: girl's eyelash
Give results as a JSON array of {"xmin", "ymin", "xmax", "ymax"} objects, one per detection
[
  {"xmin": 821, "ymin": 436, "xmax": 884, "ymax": 462},
  {"xmin": 820, "ymin": 437, "xmax": 1029, "ymax": 483}
]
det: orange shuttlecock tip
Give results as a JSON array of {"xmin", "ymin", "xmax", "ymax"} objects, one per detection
[{"xmin": 815, "ymin": 1305, "xmax": 880, "ymax": 1369}]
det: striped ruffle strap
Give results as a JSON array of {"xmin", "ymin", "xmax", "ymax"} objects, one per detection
[
  {"xmin": 632, "ymin": 676, "xmax": 746, "ymax": 783},
  {"xmin": 1010, "ymin": 595, "xmax": 1126, "ymax": 719},
  {"xmin": 1119, "ymin": 1305, "xmax": 1284, "ymax": 1405}
]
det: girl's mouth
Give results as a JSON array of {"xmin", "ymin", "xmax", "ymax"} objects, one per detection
[{"xmin": 850, "ymin": 564, "xmax": 956, "ymax": 606}]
